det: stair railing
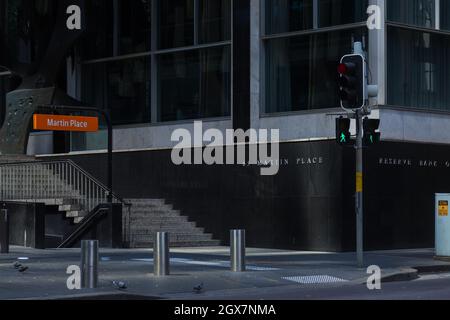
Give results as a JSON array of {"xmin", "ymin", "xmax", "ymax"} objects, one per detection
[{"xmin": 0, "ymin": 159, "xmax": 130, "ymax": 218}]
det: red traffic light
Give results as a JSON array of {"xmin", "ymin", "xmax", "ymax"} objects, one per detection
[
  {"xmin": 337, "ymin": 62, "xmax": 356, "ymax": 75},
  {"xmin": 337, "ymin": 63, "xmax": 348, "ymax": 75}
]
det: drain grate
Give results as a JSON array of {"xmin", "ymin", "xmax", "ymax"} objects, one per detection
[{"xmin": 282, "ymin": 275, "xmax": 348, "ymax": 284}]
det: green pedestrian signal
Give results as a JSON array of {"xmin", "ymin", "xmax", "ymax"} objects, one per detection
[
  {"xmin": 336, "ymin": 117, "xmax": 352, "ymax": 146},
  {"xmin": 363, "ymin": 118, "xmax": 381, "ymax": 146}
]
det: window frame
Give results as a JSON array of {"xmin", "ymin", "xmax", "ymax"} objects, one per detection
[
  {"xmin": 79, "ymin": 0, "xmax": 233, "ymax": 128},
  {"xmin": 385, "ymin": 0, "xmax": 450, "ymax": 113},
  {"xmin": 261, "ymin": 0, "xmax": 369, "ymax": 116}
]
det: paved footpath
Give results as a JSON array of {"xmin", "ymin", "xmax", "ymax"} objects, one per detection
[{"xmin": 0, "ymin": 246, "xmax": 449, "ymax": 300}]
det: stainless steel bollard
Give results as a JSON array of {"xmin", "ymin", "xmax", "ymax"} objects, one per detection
[
  {"xmin": 230, "ymin": 230, "xmax": 246, "ymax": 272},
  {"xmin": 81, "ymin": 240, "xmax": 99, "ymax": 288},
  {"xmin": 154, "ymin": 232, "xmax": 170, "ymax": 276}
]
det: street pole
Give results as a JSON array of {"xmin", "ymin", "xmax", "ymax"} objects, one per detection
[{"xmin": 355, "ymin": 109, "xmax": 364, "ymax": 268}]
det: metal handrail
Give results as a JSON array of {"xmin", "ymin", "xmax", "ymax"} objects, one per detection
[
  {"xmin": 0, "ymin": 159, "xmax": 129, "ymax": 220},
  {"xmin": 58, "ymin": 204, "xmax": 110, "ymax": 248}
]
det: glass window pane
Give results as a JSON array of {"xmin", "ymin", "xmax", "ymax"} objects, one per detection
[
  {"xmin": 265, "ymin": 28, "xmax": 366, "ymax": 113},
  {"xmin": 265, "ymin": 0, "xmax": 313, "ymax": 35},
  {"xmin": 119, "ymin": 0, "xmax": 151, "ymax": 55},
  {"xmin": 387, "ymin": 27, "xmax": 450, "ymax": 111},
  {"xmin": 441, "ymin": 0, "xmax": 450, "ymax": 31},
  {"xmin": 158, "ymin": 0, "xmax": 195, "ymax": 49},
  {"xmin": 84, "ymin": 0, "xmax": 114, "ymax": 59},
  {"xmin": 319, "ymin": 0, "xmax": 368, "ymax": 27},
  {"xmin": 387, "ymin": 0, "xmax": 435, "ymax": 28},
  {"xmin": 82, "ymin": 57, "xmax": 151, "ymax": 125},
  {"xmin": 199, "ymin": 0, "xmax": 231, "ymax": 43},
  {"xmin": 158, "ymin": 46, "xmax": 231, "ymax": 121}
]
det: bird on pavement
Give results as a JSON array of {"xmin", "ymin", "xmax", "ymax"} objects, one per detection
[
  {"xmin": 17, "ymin": 266, "xmax": 28, "ymax": 273},
  {"xmin": 112, "ymin": 281, "xmax": 128, "ymax": 290},
  {"xmin": 193, "ymin": 283, "xmax": 204, "ymax": 294},
  {"xmin": 13, "ymin": 262, "xmax": 22, "ymax": 269}
]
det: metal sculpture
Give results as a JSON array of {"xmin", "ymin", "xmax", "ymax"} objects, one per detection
[{"xmin": 0, "ymin": 0, "xmax": 85, "ymax": 155}]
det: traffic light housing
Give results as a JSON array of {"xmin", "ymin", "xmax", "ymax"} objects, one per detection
[
  {"xmin": 338, "ymin": 54, "xmax": 366, "ymax": 111},
  {"xmin": 363, "ymin": 118, "xmax": 381, "ymax": 146},
  {"xmin": 336, "ymin": 117, "xmax": 351, "ymax": 145}
]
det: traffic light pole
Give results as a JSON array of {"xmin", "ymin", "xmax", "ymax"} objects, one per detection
[{"xmin": 355, "ymin": 109, "xmax": 364, "ymax": 268}]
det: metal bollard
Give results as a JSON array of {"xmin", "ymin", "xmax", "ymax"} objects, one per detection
[
  {"xmin": 0, "ymin": 209, "xmax": 9, "ymax": 254},
  {"xmin": 154, "ymin": 232, "xmax": 170, "ymax": 276},
  {"xmin": 230, "ymin": 230, "xmax": 246, "ymax": 272},
  {"xmin": 81, "ymin": 240, "xmax": 99, "ymax": 289}
]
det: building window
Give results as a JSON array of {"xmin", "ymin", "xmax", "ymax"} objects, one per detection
[
  {"xmin": 265, "ymin": 28, "xmax": 366, "ymax": 113},
  {"xmin": 158, "ymin": 46, "xmax": 231, "ymax": 122},
  {"xmin": 387, "ymin": 0, "xmax": 436, "ymax": 29},
  {"xmin": 199, "ymin": 0, "xmax": 231, "ymax": 44},
  {"xmin": 265, "ymin": 0, "xmax": 367, "ymax": 35},
  {"xmin": 82, "ymin": 57, "xmax": 151, "ymax": 126},
  {"xmin": 263, "ymin": 0, "xmax": 367, "ymax": 114},
  {"xmin": 84, "ymin": 0, "xmax": 151, "ymax": 59},
  {"xmin": 387, "ymin": 26, "xmax": 450, "ymax": 111},
  {"xmin": 119, "ymin": 0, "xmax": 152, "ymax": 55},
  {"xmin": 83, "ymin": 0, "xmax": 114, "ymax": 59},
  {"xmin": 386, "ymin": 0, "xmax": 450, "ymax": 111},
  {"xmin": 156, "ymin": 0, "xmax": 232, "ymax": 121},
  {"xmin": 318, "ymin": 0, "xmax": 368, "ymax": 28},
  {"xmin": 265, "ymin": 0, "xmax": 314, "ymax": 34},
  {"xmin": 81, "ymin": 0, "xmax": 232, "ymax": 128},
  {"xmin": 158, "ymin": 0, "xmax": 195, "ymax": 49},
  {"xmin": 441, "ymin": 0, "xmax": 450, "ymax": 31}
]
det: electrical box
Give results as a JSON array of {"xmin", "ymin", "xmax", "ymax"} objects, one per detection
[{"xmin": 436, "ymin": 194, "xmax": 450, "ymax": 258}]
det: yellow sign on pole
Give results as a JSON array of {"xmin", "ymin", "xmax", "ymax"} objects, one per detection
[
  {"xmin": 356, "ymin": 172, "xmax": 363, "ymax": 193},
  {"xmin": 439, "ymin": 201, "xmax": 449, "ymax": 217}
]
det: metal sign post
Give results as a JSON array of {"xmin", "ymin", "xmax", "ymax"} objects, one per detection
[
  {"xmin": 355, "ymin": 110, "xmax": 364, "ymax": 268},
  {"xmin": 339, "ymin": 41, "xmax": 378, "ymax": 268}
]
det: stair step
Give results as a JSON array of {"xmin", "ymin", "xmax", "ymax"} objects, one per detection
[
  {"xmin": 128, "ymin": 211, "xmax": 182, "ymax": 218},
  {"xmin": 130, "ymin": 226, "xmax": 204, "ymax": 233},
  {"xmin": 66, "ymin": 211, "xmax": 88, "ymax": 218},
  {"xmin": 130, "ymin": 216, "xmax": 189, "ymax": 223},
  {"xmin": 130, "ymin": 220, "xmax": 197, "ymax": 229},
  {"xmin": 126, "ymin": 199, "xmax": 166, "ymax": 205},
  {"xmin": 59, "ymin": 204, "xmax": 82, "ymax": 211},
  {"xmin": 132, "ymin": 233, "xmax": 213, "ymax": 243},
  {"xmin": 73, "ymin": 217, "xmax": 84, "ymax": 224},
  {"xmin": 7, "ymin": 198, "xmax": 79, "ymax": 205},
  {"xmin": 128, "ymin": 205, "xmax": 174, "ymax": 211},
  {"xmin": 132, "ymin": 239, "xmax": 221, "ymax": 248}
]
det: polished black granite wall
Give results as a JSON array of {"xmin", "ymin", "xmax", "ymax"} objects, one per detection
[{"xmin": 45, "ymin": 140, "xmax": 450, "ymax": 251}]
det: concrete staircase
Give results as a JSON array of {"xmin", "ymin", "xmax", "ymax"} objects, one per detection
[
  {"xmin": 124, "ymin": 199, "xmax": 220, "ymax": 248},
  {"xmin": 0, "ymin": 157, "xmax": 96, "ymax": 223}
]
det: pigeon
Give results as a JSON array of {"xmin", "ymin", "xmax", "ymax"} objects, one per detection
[
  {"xmin": 193, "ymin": 283, "xmax": 204, "ymax": 294},
  {"xmin": 18, "ymin": 266, "xmax": 28, "ymax": 273},
  {"xmin": 13, "ymin": 262, "xmax": 22, "ymax": 269},
  {"xmin": 112, "ymin": 281, "xmax": 127, "ymax": 290}
]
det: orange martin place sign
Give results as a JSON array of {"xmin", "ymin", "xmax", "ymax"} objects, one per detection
[{"xmin": 33, "ymin": 114, "xmax": 99, "ymax": 132}]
